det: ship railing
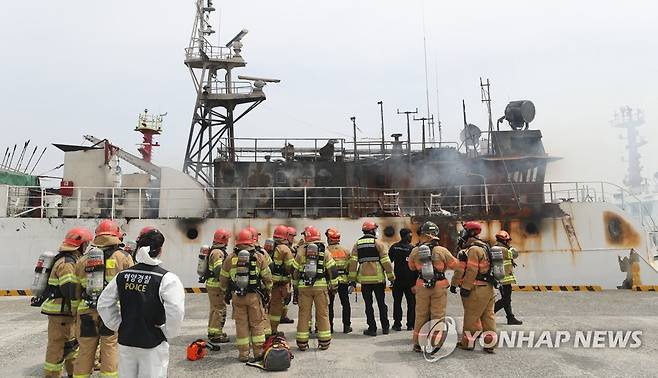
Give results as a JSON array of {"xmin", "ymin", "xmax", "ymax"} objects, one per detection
[
  {"xmin": 185, "ymin": 42, "xmax": 234, "ymax": 61},
  {"xmin": 219, "ymin": 138, "xmax": 459, "ymax": 162},
  {"xmin": 1, "ymin": 182, "xmax": 656, "ymax": 230},
  {"xmin": 204, "ymin": 81, "xmax": 253, "ymax": 95},
  {"xmin": 343, "ymin": 140, "xmax": 459, "ymax": 160},
  {"xmin": 223, "ymin": 137, "xmax": 348, "ymax": 162},
  {"xmin": 542, "ymin": 181, "xmax": 658, "ymax": 233}
]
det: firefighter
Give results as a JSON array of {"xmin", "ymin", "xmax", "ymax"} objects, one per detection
[
  {"xmin": 287, "ymin": 226, "xmax": 301, "ymax": 306},
  {"xmin": 73, "ymin": 220, "xmax": 134, "ymax": 377},
  {"xmin": 325, "ymin": 228, "xmax": 353, "ymax": 334},
  {"xmin": 408, "ymin": 222, "xmax": 459, "ymax": 352},
  {"xmin": 278, "ymin": 226, "xmax": 297, "ymax": 324},
  {"xmin": 292, "ymin": 225, "xmax": 338, "ymax": 351},
  {"xmin": 451, "ymin": 221, "xmax": 497, "ymax": 353},
  {"xmin": 348, "ymin": 220, "xmax": 395, "ymax": 336},
  {"xmin": 247, "ymin": 226, "xmax": 274, "ymax": 338},
  {"xmin": 40, "ymin": 227, "xmax": 93, "ymax": 378},
  {"xmin": 206, "ymin": 229, "xmax": 231, "ymax": 343},
  {"xmin": 218, "ymin": 229, "xmax": 273, "ymax": 362},
  {"xmin": 97, "ymin": 228, "xmax": 185, "ymax": 378},
  {"xmin": 493, "ymin": 230, "xmax": 523, "ymax": 325},
  {"xmin": 388, "ymin": 228, "xmax": 416, "ymax": 332},
  {"xmin": 267, "ymin": 225, "xmax": 295, "ymax": 334}
]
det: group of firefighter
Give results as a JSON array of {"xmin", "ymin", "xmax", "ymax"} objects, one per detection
[
  {"xmin": 38, "ymin": 218, "xmax": 523, "ymax": 376},
  {"xmin": 202, "ymin": 219, "xmax": 523, "ymax": 362},
  {"xmin": 38, "ymin": 220, "xmax": 184, "ymax": 378}
]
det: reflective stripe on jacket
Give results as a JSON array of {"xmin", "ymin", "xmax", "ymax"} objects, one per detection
[{"xmin": 348, "ymin": 235, "xmax": 395, "ymax": 284}]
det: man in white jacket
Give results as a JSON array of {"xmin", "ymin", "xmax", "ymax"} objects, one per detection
[{"xmin": 98, "ymin": 228, "xmax": 185, "ymax": 378}]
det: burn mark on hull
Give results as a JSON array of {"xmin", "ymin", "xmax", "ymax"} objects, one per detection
[
  {"xmin": 176, "ymin": 218, "xmax": 206, "ymax": 241},
  {"xmin": 604, "ymin": 211, "xmax": 640, "ymax": 247}
]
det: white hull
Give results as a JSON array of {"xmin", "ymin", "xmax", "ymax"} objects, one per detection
[{"xmin": 3, "ymin": 202, "xmax": 658, "ymax": 290}]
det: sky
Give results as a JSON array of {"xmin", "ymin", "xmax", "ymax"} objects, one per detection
[{"xmin": 1, "ymin": 0, "xmax": 657, "ymax": 188}]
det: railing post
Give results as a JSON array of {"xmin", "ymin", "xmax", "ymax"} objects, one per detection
[
  {"xmin": 76, "ymin": 188, "xmax": 81, "ymax": 219},
  {"xmin": 458, "ymin": 186, "xmax": 462, "ymax": 215},
  {"xmin": 304, "ymin": 187, "xmax": 307, "ymax": 218},
  {"xmin": 272, "ymin": 187, "xmax": 276, "ymax": 212},
  {"xmin": 111, "ymin": 188, "xmax": 115, "ymax": 219},
  {"xmin": 4, "ymin": 186, "xmax": 9, "ymax": 217},
  {"xmin": 235, "ymin": 188, "xmax": 239, "ymax": 218},
  {"xmin": 339, "ymin": 187, "xmax": 343, "ymax": 218},
  {"xmin": 575, "ymin": 182, "xmax": 579, "ymax": 202},
  {"xmin": 40, "ymin": 188, "xmax": 45, "ymax": 218},
  {"xmin": 601, "ymin": 182, "xmax": 605, "ymax": 203},
  {"xmin": 138, "ymin": 188, "xmax": 142, "ymax": 220},
  {"xmin": 549, "ymin": 183, "xmax": 554, "ymax": 203}
]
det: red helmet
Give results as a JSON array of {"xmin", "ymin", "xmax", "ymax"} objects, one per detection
[
  {"xmin": 463, "ymin": 221, "xmax": 482, "ymax": 236},
  {"xmin": 236, "ymin": 229, "xmax": 255, "ymax": 246},
  {"xmin": 287, "ymin": 226, "xmax": 297, "ymax": 242},
  {"xmin": 496, "ymin": 230, "xmax": 511, "ymax": 242},
  {"xmin": 63, "ymin": 227, "xmax": 93, "ymax": 248},
  {"xmin": 303, "ymin": 225, "xmax": 321, "ymax": 242},
  {"xmin": 273, "ymin": 225, "xmax": 289, "ymax": 240},
  {"xmin": 325, "ymin": 228, "xmax": 340, "ymax": 243},
  {"xmin": 247, "ymin": 226, "xmax": 260, "ymax": 243},
  {"xmin": 213, "ymin": 229, "xmax": 231, "ymax": 245},
  {"xmin": 95, "ymin": 220, "xmax": 122, "ymax": 238},
  {"xmin": 362, "ymin": 220, "xmax": 378, "ymax": 233}
]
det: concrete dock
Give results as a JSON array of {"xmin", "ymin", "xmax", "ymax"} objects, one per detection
[{"xmin": 1, "ymin": 291, "xmax": 656, "ymax": 377}]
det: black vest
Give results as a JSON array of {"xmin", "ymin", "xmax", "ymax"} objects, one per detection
[
  {"xmin": 356, "ymin": 235, "xmax": 379, "ymax": 263},
  {"xmin": 116, "ymin": 263, "xmax": 167, "ymax": 348}
]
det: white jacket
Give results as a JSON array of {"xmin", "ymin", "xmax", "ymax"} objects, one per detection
[{"xmin": 98, "ymin": 247, "xmax": 185, "ymax": 341}]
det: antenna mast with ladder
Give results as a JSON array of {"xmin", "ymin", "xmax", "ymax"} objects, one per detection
[
  {"xmin": 182, "ymin": 0, "xmax": 278, "ymax": 186},
  {"xmin": 480, "ymin": 78, "xmax": 494, "ymax": 155}
]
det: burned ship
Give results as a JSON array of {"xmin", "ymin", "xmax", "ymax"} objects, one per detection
[{"xmin": 1, "ymin": 0, "xmax": 657, "ymax": 291}]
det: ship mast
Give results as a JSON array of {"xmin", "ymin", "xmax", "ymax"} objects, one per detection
[
  {"xmin": 182, "ymin": 0, "xmax": 278, "ymax": 186},
  {"xmin": 611, "ymin": 106, "xmax": 646, "ymax": 194}
]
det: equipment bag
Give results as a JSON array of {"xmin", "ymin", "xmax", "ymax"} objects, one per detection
[
  {"xmin": 248, "ymin": 332, "xmax": 294, "ymax": 371},
  {"xmin": 186, "ymin": 339, "xmax": 208, "ymax": 361}
]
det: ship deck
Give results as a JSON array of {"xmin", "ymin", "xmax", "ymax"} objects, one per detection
[{"xmin": 1, "ymin": 291, "xmax": 656, "ymax": 377}]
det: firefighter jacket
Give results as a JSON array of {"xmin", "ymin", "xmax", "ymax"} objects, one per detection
[
  {"xmin": 327, "ymin": 244, "xmax": 350, "ymax": 285},
  {"xmin": 75, "ymin": 246, "xmax": 134, "ymax": 315},
  {"xmin": 408, "ymin": 238, "xmax": 459, "ymax": 289},
  {"xmin": 269, "ymin": 242, "xmax": 295, "ymax": 284},
  {"xmin": 348, "ymin": 234, "xmax": 395, "ymax": 284},
  {"xmin": 451, "ymin": 238, "xmax": 490, "ymax": 291},
  {"xmin": 498, "ymin": 242, "xmax": 518, "ymax": 285},
  {"xmin": 218, "ymin": 246, "xmax": 273, "ymax": 294},
  {"xmin": 292, "ymin": 242, "xmax": 338, "ymax": 289},
  {"xmin": 206, "ymin": 245, "xmax": 226, "ymax": 289},
  {"xmin": 388, "ymin": 240, "xmax": 415, "ymax": 288},
  {"xmin": 41, "ymin": 251, "xmax": 81, "ymax": 316}
]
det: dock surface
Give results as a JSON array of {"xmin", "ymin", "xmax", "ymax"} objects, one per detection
[{"xmin": 1, "ymin": 291, "xmax": 656, "ymax": 377}]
